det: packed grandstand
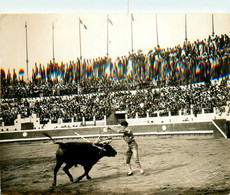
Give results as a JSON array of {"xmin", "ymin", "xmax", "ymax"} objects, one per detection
[{"xmin": 1, "ymin": 34, "xmax": 230, "ymax": 127}]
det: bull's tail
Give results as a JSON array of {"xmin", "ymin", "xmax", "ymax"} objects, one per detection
[
  {"xmin": 43, "ymin": 133, "xmax": 56, "ymax": 144},
  {"xmin": 43, "ymin": 133, "xmax": 65, "ymax": 148}
]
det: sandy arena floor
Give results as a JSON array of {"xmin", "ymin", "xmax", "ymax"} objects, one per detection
[{"xmin": 1, "ymin": 135, "xmax": 230, "ymax": 195}]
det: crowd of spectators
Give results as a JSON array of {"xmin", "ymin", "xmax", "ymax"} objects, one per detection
[
  {"xmin": 1, "ymin": 82, "xmax": 230, "ymax": 126},
  {"xmin": 1, "ymin": 33, "xmax": 230, "ymax": 126}
]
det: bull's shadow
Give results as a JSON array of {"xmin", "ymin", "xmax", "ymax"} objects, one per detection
[
  {"xmin": 53, "ymin": 170, "xmax": 125, "ymax": 188},
  {"xmin": 53, "ymin": 168, "xmax": 152, "ymax": 188}
]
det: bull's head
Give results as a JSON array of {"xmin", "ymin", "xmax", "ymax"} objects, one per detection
[
  {"xmin": 101, "ymin": 144, "xmax": 117, "ymax": 157},
  {"xmin": 94, "ymin": 137, "xmax": 117, "ymax": 157}
]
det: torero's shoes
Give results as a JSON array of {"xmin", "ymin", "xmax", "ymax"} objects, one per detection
[{"xmin": 127, "ymin": 172, "xmax": 133, "ymax": 176}]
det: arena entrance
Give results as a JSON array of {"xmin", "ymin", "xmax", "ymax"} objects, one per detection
[
  {"xmin": 21, "ymin": 122, "xmax": 34, "ymax": 130},
  {"xmin": 106, "ymin": 111, "xmax": 127, "ymax": 125}
]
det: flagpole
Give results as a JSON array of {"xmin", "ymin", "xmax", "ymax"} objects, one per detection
[
  {"xmin": 156, "ymin": 14, "xmax": 159, "ymax": 46},
  {"xmin": 25, "ymin": 21, "xmax": 29, "ymax": 82},
  {"xmin": 52, "ymin": 22, "xmax": 55, "ymax": 65},
  {"xmin": 212, "ymin": 13, "xmax": 215, "ymax": 36},
  {"xmin": 107, "ymin": 14, "xmax": 109, "ymax": 58},
  {"xmin": 131, "ymin": 13, "xmax": 134, "ymax": 52},
  {"xmin": 185, "ymin": 14, "xmax": 188, "ymax": 44},
  {"xmin": 79, "ymin": 17, "xmax": 82, "ymax": 59}
]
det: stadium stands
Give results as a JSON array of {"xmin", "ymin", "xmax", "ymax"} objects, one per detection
[{"xmin": 0, "ymin": 34, "xmax": 230, "ymax": 130}]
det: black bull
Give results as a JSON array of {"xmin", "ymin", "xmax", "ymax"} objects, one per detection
[{"xmin": 43, "ymin": 133, "xmax": 117, "ymax": 186}]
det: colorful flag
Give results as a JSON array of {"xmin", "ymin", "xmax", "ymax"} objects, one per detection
[
  {"xmin": 127, "ymin": 58, "xmax": 133, "ymax": 78},
  {"xmin": 18, "ymin": 68, "xmax": 25, "ymax": 76},
  {"xmin": 108, "ymin": 17, "xmax": 113, "ymax": 25},
  {"xmin": 80, "ymin": 18, "xmax": 88, "ymax": 29},
  {"xmin": 131, "ymin": 13, "xmax": 134, "ymax": 21},
  {"xmin": 0, "ymin": 68, "xmax": 6, "ymax": 81},
  {"xmin": 7, "ymin": 68, "xmax": 11, "ymax": 84}
]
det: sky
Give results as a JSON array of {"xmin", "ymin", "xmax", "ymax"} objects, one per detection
[{"xmin": 0, "ymin": 0, "xmax": 230, "ymax": 78}]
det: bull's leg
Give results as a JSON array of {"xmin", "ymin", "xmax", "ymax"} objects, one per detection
[
  {"xmin": 53, "ymin": 161, "xmax": 63, "ymax": 186},
  {"xmin": 75, "ymin": 172, "xmax": 86, "ymax": 183},
  {"xmin": 63, "ymin": 163, "xmax": 74, "ymax": 183},
  {"xmin": 75, "ymin": 165, "xmax": 92, "ymax": 183},
  {"xmin": 86, "ymin": 169, "xmax": 92, "ymax": 180}
]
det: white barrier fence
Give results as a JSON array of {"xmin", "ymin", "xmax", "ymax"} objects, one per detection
[{"xmin": 1, "ymin": 106, "xmax": 229, "ymax": 132}]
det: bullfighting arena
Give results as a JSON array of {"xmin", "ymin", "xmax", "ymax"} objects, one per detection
[{"xmin": 1, "ymin": 135, "xmax": 230, "ymax": 195}]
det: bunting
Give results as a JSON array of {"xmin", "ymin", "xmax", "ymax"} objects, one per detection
[{"xmin": 1, "ymin": 32, "xmax": 229, "ymax": 87}]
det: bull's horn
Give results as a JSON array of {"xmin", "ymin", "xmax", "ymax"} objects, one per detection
[
  {"xmin": 101, "ymin": 140, "xmax": 112, "ymax": 145},
  {"xmin": 92, "ymin": 143, "xmax": 105, "ymax": 151}
]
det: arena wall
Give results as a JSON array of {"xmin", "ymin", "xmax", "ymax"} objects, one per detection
[
  {"xmin": 0, "ymin": 120, "xmax": 224, "ymax": 143},
  {"xmin": 1, "ymin": 110, "xmax": 229, "ymax": 142}
]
